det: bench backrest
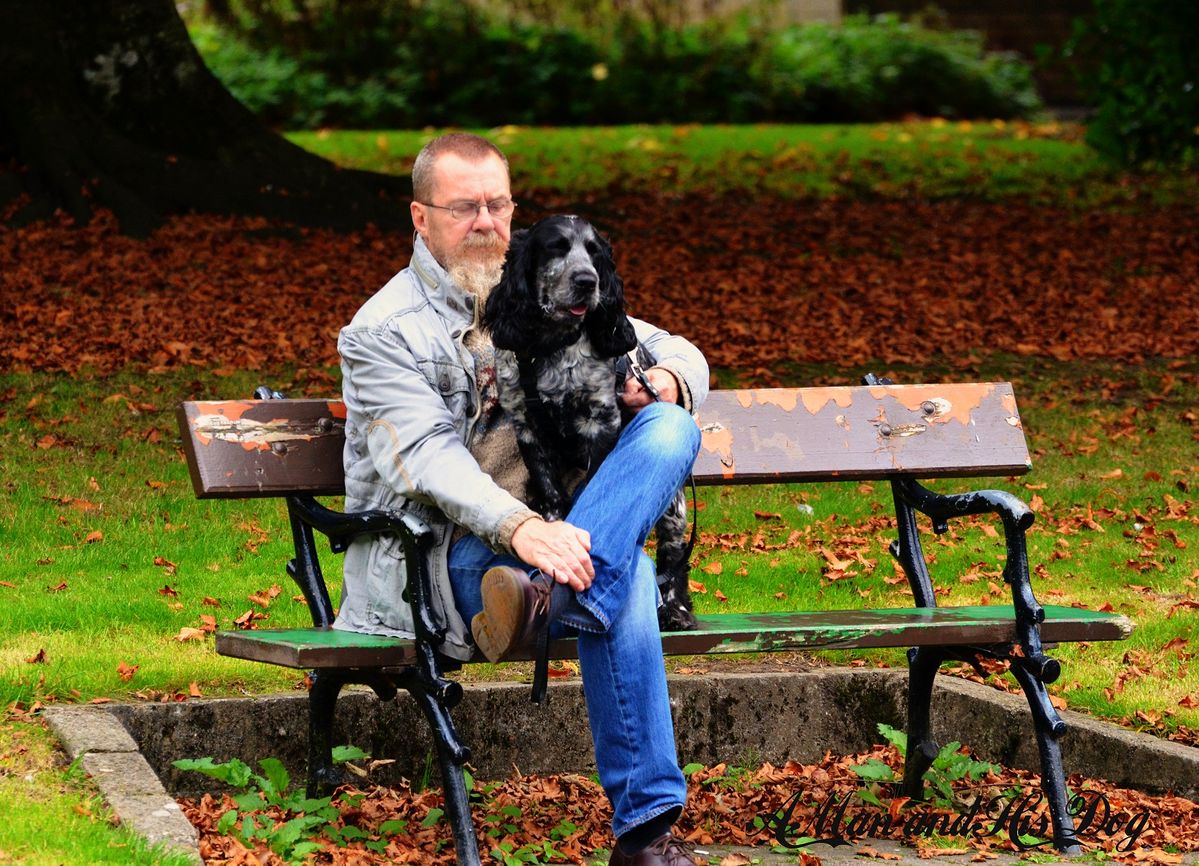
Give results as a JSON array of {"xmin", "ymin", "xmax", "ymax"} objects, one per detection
[{"xmin": 178, "ymin": 383, "xmax": 1029, "ymax": 499}]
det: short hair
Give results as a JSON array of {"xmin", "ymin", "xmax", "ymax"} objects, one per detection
[{"xmin": 412, "ymin": 133, "xmax": 509, "ymax": 202}]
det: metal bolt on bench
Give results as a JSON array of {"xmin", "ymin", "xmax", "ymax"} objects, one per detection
[{"xmin": 177, "ymin": 377, "xmax": 1134, "ymax": 863}]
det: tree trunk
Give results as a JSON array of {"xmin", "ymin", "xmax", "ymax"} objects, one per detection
[{"xmin": 0, "ymin": 0, "xmax": 410, "ymax": 235}]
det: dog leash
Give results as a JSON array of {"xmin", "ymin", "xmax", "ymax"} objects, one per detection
[
  {"xmin": 616, "ymin": 351, "xmax": 700, "ymax": 594},
  {"xmin": 627, "ymin": 355, "xmax": 662, "ymax": 402},
  {"xmin": 513, "ymin": 353, "xmax": 562, "ymax": 706}
]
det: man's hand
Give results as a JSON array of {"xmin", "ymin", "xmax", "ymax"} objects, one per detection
[
  {"xmin": 511, "ymin": 517, "xmax": 594, "ymax": 591},
  {"xmin": 620, "ymin": 366, "xmax": 680, "ymax": 412}
]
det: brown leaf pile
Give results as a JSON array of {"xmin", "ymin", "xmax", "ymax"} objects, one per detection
[
  {"xmin": 179, "ymin": 747, "xmax": 1199, "ymax": 865},
  {"xmin": 3, "ymin": 196, "xmax": 1197, "ymax": 375}
]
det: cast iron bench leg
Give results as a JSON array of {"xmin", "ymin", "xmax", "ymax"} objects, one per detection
[
  {"xmin": 307, "ymin": 670, "xmax": 348, "ymax": 797},
  {"xmin": 307, "ymin": 669, "xmax": 401, "ymax": 797},
  {"xmin": 1009, "ymin": 662, "xmax": 1081, "ymax": 853},
  {"xmin": 901, "ymin": 645, "xmax": 943, "ymax": 799},
  {"xmin": 903, "ymin": 647, "xmax": 1080, "ymax": 853},
  {"xmin": 402, "ymin": 676, "xmax": 480, "ymax": 866}
]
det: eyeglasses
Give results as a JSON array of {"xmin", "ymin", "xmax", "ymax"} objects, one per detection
[{"xmin": 418, "ymin": 198, "xmax": 516, "ymax": 221}]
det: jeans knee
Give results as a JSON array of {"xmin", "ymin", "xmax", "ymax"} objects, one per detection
[{"xmin": 637, "ymin": 401, "xmax": 700, "ymax": 459}]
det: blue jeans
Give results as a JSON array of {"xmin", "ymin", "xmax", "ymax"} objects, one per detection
[{"xmin": 448, "ymin": 401, "xmax": 701, "ymax": 838}]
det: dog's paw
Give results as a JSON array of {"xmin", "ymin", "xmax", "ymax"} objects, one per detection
[
  {"xmin": 657, "ymin": 566, "xmax": 697, "ymax": 632},
  {"xmin": 658, "ymin": 601, "xmax": 698, "ymax": 632}
]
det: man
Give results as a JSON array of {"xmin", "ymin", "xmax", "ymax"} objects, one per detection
[{"xmin": 336, "ymin": 133, "xmax": 709, "ymax": 866}]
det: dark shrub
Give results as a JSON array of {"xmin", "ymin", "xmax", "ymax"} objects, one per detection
[
  {"xmin": 188, "ymin": 4, "xmax": 1042, "ymax": 128},
  {"xmin": 1068, "ymin": 0, "xmax": 1199, "ymax": 166}
]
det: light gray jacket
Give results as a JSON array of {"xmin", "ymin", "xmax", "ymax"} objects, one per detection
[{"xmin": 334, "ymin": 235, "xmax": 709, "ymax": 660}]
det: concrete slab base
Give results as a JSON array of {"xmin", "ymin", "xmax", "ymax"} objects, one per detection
[{"xmin": 43, "ymin": 706, "xmax": 201, "ymax": 863}]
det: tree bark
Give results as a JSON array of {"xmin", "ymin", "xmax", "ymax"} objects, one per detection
[{"xmin": 0, "ymin": 0, "xmax": 410, "ymax": 235}]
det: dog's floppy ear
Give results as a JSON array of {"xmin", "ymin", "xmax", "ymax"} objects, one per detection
[
  {"xmin": 483, "ymin": 228, "xmax": 537, "ymax": 350},
  {"xmin": 585, "ymin": 229, "xmax": 638, "ymax": 357}
]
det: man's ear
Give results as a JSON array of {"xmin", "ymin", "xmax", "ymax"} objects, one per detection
[{"xmin": 411, "ymin": 201, "xmax": 428, "ymax": 238}]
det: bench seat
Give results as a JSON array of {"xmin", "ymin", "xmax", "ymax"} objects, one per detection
[{"xmin": 217, "ymin": 604, "xmax": 1132, "ymax": 669}]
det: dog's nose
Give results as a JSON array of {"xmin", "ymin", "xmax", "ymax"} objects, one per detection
[{"xmin": 570, "ymin": 271, "xmax": 598, "ymax": 291}]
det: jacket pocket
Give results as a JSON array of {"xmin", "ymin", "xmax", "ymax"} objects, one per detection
[
  {"xmin": 416, "ymin": 359, "xmax": 474, "ymax": 421},
  {"xmin": 362, "ymin": 533, "xmax": 414, "ymax": 634}
]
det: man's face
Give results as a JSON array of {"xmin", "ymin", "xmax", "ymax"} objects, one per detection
[{"xmin": 410, "ymin": 152, "xmax": 513, "ymax": 297}]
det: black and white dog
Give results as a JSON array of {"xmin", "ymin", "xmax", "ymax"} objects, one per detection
[{"xmin": 482, "ymin": 215, "xmax": 696, "ymax": 631}]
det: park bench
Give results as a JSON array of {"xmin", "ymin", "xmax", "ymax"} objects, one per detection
[{"xmin": 177, "ymin": 378, "xmax": 1133, "ymax": 863}]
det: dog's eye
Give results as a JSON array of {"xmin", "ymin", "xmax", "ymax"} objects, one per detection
[
  {"xmin": 546, "ymin": 237, "xmax": 571, "ymax": 255},
  {"xmin": 584, "ymin": 240, "xmax": 601, "ymax": 257}
]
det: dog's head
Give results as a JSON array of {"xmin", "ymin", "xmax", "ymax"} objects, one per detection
[{"xmin": 483, "ymin": 215, "xmax": 637, "ymax": 358}]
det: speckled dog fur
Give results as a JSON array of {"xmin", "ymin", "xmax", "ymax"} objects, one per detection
[{"xmin": 482, "ymin": 215, "xmax": 696, "ymax": 631}]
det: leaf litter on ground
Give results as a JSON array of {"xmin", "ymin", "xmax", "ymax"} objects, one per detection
[
  {"xmin": 2, "ymin": 196, "xmax": 1198, "ymax": 375},
  {"xmin": 179, "ymin": 743, "xmax": 1199, "ymax": 865}
]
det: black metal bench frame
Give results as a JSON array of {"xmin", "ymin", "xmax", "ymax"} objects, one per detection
[{"xmin": 178, "ymin": 378, "xmax": 1134, "ymax": 863}]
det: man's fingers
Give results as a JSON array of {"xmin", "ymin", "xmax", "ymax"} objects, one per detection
[
  {"xmin": 571, "ymin": 528, "xmax": 594, "ymax": 575},
  {"xmin": 512, "ymin": 518, "xmax": 595, "ymax": 589},
  {"xmin": 548, "ymin": 559, "xmax": 589, "ymax": 591},
  {"xmin": 621, "ymin": 378, "xmax": 644, "ymax": 400},
  {"xmin": 554, "ymin": 547, "xmax": 592, "ymax": 587}
]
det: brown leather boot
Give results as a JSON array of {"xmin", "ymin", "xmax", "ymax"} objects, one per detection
[
  {"xmin": 471, "ymin": 566, "xmax": 551, "ymax": 663},
  {"xmin": 609, "ymin": 834, "xmax": 705, "ymax": 866}
]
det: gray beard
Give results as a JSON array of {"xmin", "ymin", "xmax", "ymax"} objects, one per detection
[
  {"xmin": 448, "ymin": 257, "xmax": 504, "ymax": 302},
  {"xmin": 436, "ymin": 230, "xmax": 506, "ymax": 302}
]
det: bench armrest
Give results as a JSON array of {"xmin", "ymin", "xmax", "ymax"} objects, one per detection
[
  {"xmin": 250, "ymin": 386, "xmax": 446, "ymax": 646},
  {"xmin": 285, "ymin": 495, "xmax": 444, "ymax": 645},
  {"xmin": 286, "ymin": 494, "xmax": 413, "ymax": 554},
  {"xmin": 889, "ymin": 477, "xmax": 1059, "ymax": 684}
]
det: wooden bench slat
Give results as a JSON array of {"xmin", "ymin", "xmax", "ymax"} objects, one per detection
[
  {"xmin": 176, "ymin": 400, "xmax": 348, "ymax": 499},
  {"xmin": 694, "ymin": 383, "xmax": 1030, "ymax": 484},
  {"xmin": 178, "ymin": 382, "xmax": 1030, "ymax": 499},
  {"xmin": 215, "ymin": 605, "xmax": 1132, "ymax": 669},
  {"xmin": 215, "ymin": 628, "xmax": 412, "ymax": 670}
]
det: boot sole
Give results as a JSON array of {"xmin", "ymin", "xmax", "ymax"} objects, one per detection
[{"xmin": 471, "ymin": 566, "xmax": 527, "ymax": 662}]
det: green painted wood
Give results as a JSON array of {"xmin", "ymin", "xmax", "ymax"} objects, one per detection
[
  {"xmin": 215, "ymin": 604, "xmax": 1134, "ymax": 669},
  {"xmin": 215, "ymin": 628, "xmax": 412, "ymax": 669}
]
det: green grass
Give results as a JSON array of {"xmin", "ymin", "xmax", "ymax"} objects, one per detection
[
  {"xmin": 289, "ymin": 121, "xmax": 1199, "ymax": 207},
  {"xmin": 1, "ymin": 367, "xmax": 323, "ymax": 707},
  {"xmin": 0, "ymin": 718, "xmax": 197, "ymax": 866}
]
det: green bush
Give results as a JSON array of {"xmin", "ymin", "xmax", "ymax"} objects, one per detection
[
  {"xmin": 187, "ymin": 3, "xmax": 1042, "ymax": 128},
  {"xmin": 395, "ymin": 4, "xmax": 605, "ymax": 127},
  {"xmin": 1068, "ymin": 0, "xmax": 1199, "ymax": 167},
  {"xmin": 189, "ymin": 21, "xmax": 333, "ymax": 128},
  {"xmin": 590, "ymin": 18, "xmax": 768, "ymax": 124},
  {"xmin": 758, "ymin": 15, "xmax": 1041, "ymax": 122}
]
